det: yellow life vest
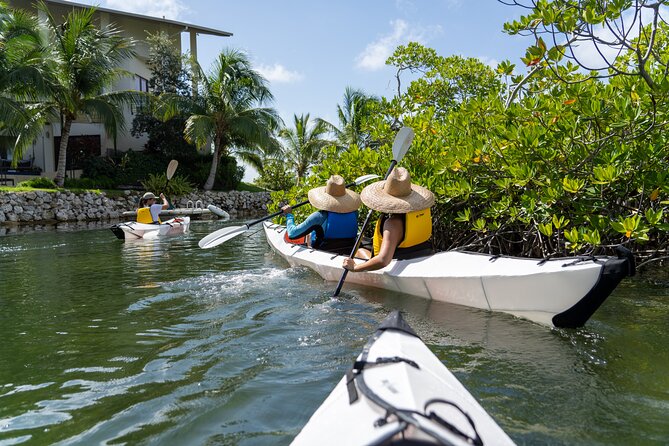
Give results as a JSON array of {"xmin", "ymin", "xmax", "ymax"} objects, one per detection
[
  {"xmin": 137, "ymin": 207, "xmax": 160, "ymax": 224},
  {"xmin": 373, "ymin": 208, "xmax": 432, "ymax": 257}
]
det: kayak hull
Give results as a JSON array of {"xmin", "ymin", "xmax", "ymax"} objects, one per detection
[
  {"xmin": 291, "ymin": 311, "xmax": 516, "ymax": 445},
  {"xmin": 263, "ymin": 222, "xmax": 633, "ymax": 327},
  {"xmin": 111, "ymin": 217, "xmax": 190, "ymax": 240}
]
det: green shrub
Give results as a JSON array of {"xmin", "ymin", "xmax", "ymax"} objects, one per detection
[
  {"xmin": 141, "ymin": 173, "xmax": 193, "ymax": 196},
  {"xmin": 17, "ymin": 177, "xmax": 57, "ymax": 189},
  {"xmin": 255, "ymin": 159, "xmax": 295, "ymax": 191}
]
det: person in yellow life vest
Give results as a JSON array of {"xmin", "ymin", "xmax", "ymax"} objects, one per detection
[
  {"xmin": 137, "ymin": 192, "xmax": 168, "ymax": 224},
  {"xmin": 342, "ymin": 167, "xmax": 434, "ymax": 272}
]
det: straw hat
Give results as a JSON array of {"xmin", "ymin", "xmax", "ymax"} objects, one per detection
[
  {"xmin": 308, "ymin": 175, "xmax": 361, "ymax": 213},
  {"xmin": 142, "ymin": 192, "xmax": 157, "ymax": 200},
  {"xmin": 360, "ymin": 167, "xmax": 434, "ymax": 213}
]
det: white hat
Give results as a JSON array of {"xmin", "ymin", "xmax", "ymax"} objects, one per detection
[{"xmin": 142, "ymin": 192, "xmax": 157, "ymax": 200}]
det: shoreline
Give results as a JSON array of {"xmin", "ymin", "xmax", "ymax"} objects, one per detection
[{"xmin": 0, "ymin": 189, "xmax": 271, "ymax": 225}]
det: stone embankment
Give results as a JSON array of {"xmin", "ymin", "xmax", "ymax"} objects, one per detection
[{"xmin": 0, "ymin": 190, "xmax": 271, "ymax": 224}]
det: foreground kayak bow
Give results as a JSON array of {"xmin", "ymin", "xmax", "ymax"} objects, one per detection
[{"xmin": 292, "ymin": 311, "xmax": 515, "ymax": 445}]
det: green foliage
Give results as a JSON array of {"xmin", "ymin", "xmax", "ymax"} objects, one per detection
[
  {"xmin": 268, "ymin": 35, "xmax": 668, "ymax": 262},
  {"xmin": 158, "ymin": 48, "xmax": 280, "ymax": 190},
  {"xmin": 130, "ymin": 31, "xmax": 195, "ymax": 159},
  {"xmin": 255, "ymin": 159, "xmax": 295, "ymax": 191},
  {"xmin": 141, "ymin": 173, "xmax": 193, "ymax": 196},
  {"xmin": 17, "ymin": 177, "xmax": 57, "ymax": 189}
]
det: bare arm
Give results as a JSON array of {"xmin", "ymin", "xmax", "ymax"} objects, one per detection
[
  {"xmin": 159, "ymin": 193, "xmax": 169, "ymax": 210},
  {"xmin": 343, "ymin": 217, "xmax": 403, "ymax": 272}
]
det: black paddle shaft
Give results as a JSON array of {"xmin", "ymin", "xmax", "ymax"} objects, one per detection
[
  {"xmin": 333, "ymin": 161, "xmax": 398, "ymax": 297},
  {"xmin": 245, "ymin": 180, "xmax": 362, "ymax": 228}
]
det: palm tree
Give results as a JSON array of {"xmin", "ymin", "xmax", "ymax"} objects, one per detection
[
  {"xmin": 36, "ymin": 1, "xmax": 136, "ymax": 187},
  {"xmin": 0, "ymin": 3, "xmax": 48, "ymax": 158},
  {"xmin": 160, "ymin": 48, "xmax": 281, "ymax": 190},
  {"xmin": 319, "ymin": 87, "xmax": 378, "ymax": 149},
  {"xmin": 279, "ymin": 113, "xmax": 331, "ymax": 185}
]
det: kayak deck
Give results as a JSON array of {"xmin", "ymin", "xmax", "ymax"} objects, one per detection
[{"xmin": 291, "ymin": 311, "xmax": 516, "ymax": 445}]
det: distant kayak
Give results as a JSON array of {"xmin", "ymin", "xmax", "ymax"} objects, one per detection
[
  {"xmin": 263, "ymin": 222, "xmax": 634, "ymax": 328},
  {"xmin": 110, "ymin": 217, "xmax": 190, "ymax": 240},
  {"xmin": 291, "ymin": 311, "xmax": 516, "ymax": 445}
]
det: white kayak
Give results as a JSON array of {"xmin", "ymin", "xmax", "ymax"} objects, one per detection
[
  {"xmin": 263, "ymin": 222, "xmax": 634, "ymax": 328},
  {"xmin": 292, "ymin": 311, "xmax": 516, "ymax": 445},
  {"xmin": 110, "ymin": 217, "xmax": 190, "ymax": 240}
]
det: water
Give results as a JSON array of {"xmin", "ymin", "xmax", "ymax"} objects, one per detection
[{"xmin": 0, "ymin": 221, "xmax": 667, "ymax": 445}]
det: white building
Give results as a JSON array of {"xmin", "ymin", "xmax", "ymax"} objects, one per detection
[{"xmin": 4, "ymin": 0, "xmax": 231, "ymax": 179}]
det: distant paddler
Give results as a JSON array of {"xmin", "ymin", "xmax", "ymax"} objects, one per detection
[{"xmin": 137, "ymin": 192, "xmax": 169, "ymax": 224}]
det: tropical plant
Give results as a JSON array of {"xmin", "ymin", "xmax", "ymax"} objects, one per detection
[
  {"xmin": 0, "ymin": 2, "xmax": 48, "ymax": 156},
  {"xmin": 141, "ymin": 172, "xmax": 193, "ymax": 196},
  {"xmin": 319, "ymin": 87, "xmax": 378, "ymax": 149},
  {"xmin": 30, "ymin": 1, "xmax": 138, "ymax": 187},
  {"xmin": 254, "ymin": 159, "xmax": 295, "ymax": 191},
  {"xmin": 278, "ymin": 113, "xmax": 332, "ymax": 185},
  {"xmin": 158, "ymin": 48, "xmax": 281, "ymax": 190},
  {"xmin": 130, "ymin": 31, "xmax": 196, "ymax": 158}
]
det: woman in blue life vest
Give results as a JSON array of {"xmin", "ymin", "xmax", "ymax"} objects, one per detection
[
  {"xmin": 281, "ymin": 175, "xmax": 361, "ymax": 254},
  {"xmin": 342, "ymin": 167, "xmax": 434, "ymax": 272},
  {"xmin": 136, "ymin": 192, "xmax": 168, "ymax": 224}
]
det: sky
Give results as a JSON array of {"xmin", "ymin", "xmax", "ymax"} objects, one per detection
[{"xmin": 64, "ymin": 0, "xmax": 538, "ymax": 180}]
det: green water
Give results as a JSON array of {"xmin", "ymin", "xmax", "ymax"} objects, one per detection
[{"xmin": 0, "ymin": 221, "xmax": 667, "ymax": 445}]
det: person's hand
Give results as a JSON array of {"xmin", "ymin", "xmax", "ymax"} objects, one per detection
[
  {"xmin": 281, "ymin": 205, "xmax": 292, "ymax": 215},
  {"xmin": 342, "ymin": 257, "xmax": 356, "ymax": 272},
  {"xmin": 159, "ymin": 193, "xmax": 165, "ymax": 199}
]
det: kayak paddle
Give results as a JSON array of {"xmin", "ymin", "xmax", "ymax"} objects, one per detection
[
  {"xmin": 198, "ymin": 174, "xmax": 380, "ymax": 249},
  {"xmin": 332, "ymin": 126, "xmax": 415, "ymax": 297},
  {"xmin": 164, "ymin": 159, "xmax": 178, "ymax": 209}
]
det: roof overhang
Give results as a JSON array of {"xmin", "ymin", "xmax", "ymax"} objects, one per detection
[{"xmin": 41, "ymin": 0, "xmax": 233, "ymax": 37}]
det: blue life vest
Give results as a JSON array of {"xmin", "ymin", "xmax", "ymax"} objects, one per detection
[{"xmin": 322, "ymin": 211, "xmax": 358, "ymax": 240}]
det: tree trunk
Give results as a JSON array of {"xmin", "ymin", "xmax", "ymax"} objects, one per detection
[
  {"xmin": 203, "ymin": 136, "xmax": 221, "ymax": 191},
  {"xmin": 54, "ymin": 116, "xmax": 73, "ymax": 187}
]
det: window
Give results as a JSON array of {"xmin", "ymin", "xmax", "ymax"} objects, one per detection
[{"xmin": 135, "ymin": 75, "xmax": 149, "ymax": 92}]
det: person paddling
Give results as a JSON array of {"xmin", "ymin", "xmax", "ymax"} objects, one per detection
[
  {"xmin": 137, "ymin": 192, "xmax": 168, "ymax": 224},
  {"xmin": 342, "ymin": 167, "xmax": 434, "ymax": 272},
  {"xmin": 281, "ymin": 175, "xmax": 361, "ymax": 254}
]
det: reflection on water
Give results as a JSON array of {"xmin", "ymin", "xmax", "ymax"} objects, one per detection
[{"xmin": 0, "ymin": 221, "xmax": 667, "ymax": 445}]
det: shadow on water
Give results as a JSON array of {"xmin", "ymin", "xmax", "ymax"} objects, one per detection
[{"xmin": 0, "ymin": 221, "xmax": 667, "ymax": 445}]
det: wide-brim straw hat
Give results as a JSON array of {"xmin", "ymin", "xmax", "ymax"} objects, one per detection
[
  {"xmin": 308, "ymin": 175, "xmax": 361, "ymax": 213},
  {"xmin": 142, "ymin": 192, "xmax": 157, "ymax": 200},
  {"xmin": 361, "ymin": 167, "xmax": 434, "ymax": 213}
]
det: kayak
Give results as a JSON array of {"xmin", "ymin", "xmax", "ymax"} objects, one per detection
[
  {"xmin": 263, "ymin": 222, "xmax": 635, "ymax": 328},
  {"xmin": 110, "ymin": 217, "xmax": 191, "ymax": 240},
  {"xmin": 291, "ymin": 311, "xmax": 516, "ymax": 445}
]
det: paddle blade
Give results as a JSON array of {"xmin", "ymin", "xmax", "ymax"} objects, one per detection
[
  {"xmin": 198, "ymin": 225, "xmax": 248, "ymax": 249},
  {"xmin": 353, "ymin": 174, "xmax": 380, "ymax": 185},
  {"xmin": 207, "ymin": 205, "xmax": 230, "ymax": 220},
  {"xmin": 391, "ymin": 127, "xmax": 414, "ymax": 162},
  {"xmin": 166, "ymin": 160, "xmax": 179, "ymax": 180}
]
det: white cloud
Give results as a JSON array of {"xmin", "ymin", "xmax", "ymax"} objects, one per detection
[
  {"xmin": 104, "ymin": 0, "xmax": 187, "ymax": 20},
  {"xmin": 256, "ymin": 63, "xmax": 304, "ymax": 83},
  {"xmin": 478, "ymin": 56, "xmax": 499, "ymax": 69},
  {"xmin": 355, "ymin": 19, "xmax": 442, "ymax": 71}
]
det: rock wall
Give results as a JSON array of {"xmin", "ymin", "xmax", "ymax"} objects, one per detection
[{"xmin": 0, "ymin": 190, "xmax": 271, "ymax": 224}]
